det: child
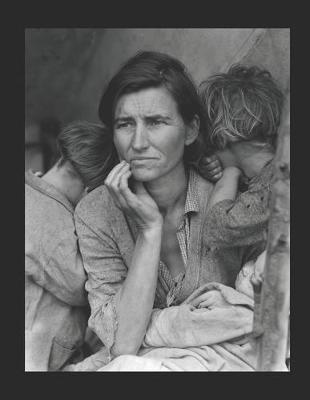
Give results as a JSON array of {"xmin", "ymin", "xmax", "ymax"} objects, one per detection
[
  {"xmin": 235, "ymin": 250, "xmax": 266, "ymax": 298},
  {"xmin": 198, "ymin": 64, "xmax": 284, "ymax": 250},
  {"xmin": 25, "ymin": 121, "xmax": 118, "ymax": 371}
]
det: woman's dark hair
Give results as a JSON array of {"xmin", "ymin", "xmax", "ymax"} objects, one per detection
[
  {"xmin": 199, "ymin": 64, "xmax": 284, "ymax": 150},
  {"xmin": 57, "ymin": 120, "xmax": 118, "ymax": 191},
  {"xmin": 98, "ymin": 51, "xmax": 208, "ymax": 165}
]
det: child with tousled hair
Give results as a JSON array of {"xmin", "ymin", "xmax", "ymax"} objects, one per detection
[{"xmin": 198, "ymin": 64, "xmax": 284, "ymax": 280}]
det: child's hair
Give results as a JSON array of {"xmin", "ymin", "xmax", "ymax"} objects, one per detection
[
  {"xmin": 57, "ymin": 120, "xmax": 118, "ymax": 191},
  {"xmin": 199, "ymin": 64, "xmax": 284, "ymax": 150}
]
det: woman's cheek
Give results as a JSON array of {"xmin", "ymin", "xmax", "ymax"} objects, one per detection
[
  {"xmin": 168, "ymin": 135, "xmax": 186, "ymax": 158},
  {"xmin": 113, "ymin": 135, "xmax": 127, "ymax": 160}
]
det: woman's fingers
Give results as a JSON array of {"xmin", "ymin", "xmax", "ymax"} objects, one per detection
[
  {"xmin": 105, "ymin": 161, "xmax": 132, "ymax": 209},
  {"xmin": 190, "ymin": 292, "xmax": 213, "ymax": 307},
  {"xmin": 105, "ymin": 161, "xmax": 162, "ymax": 229},
  {"xmin": 118, "ymin": 170, "xmax": 138, "ymax": 207},
  {"xmin": 105, "ymin": 162, "xmax": 130, "ymax": 191},
  {"xmin": 111, "ymin": 164, "xmax": 130, "ymax": 192},
  {"xmin": 197, "ymin": 299, "xmax": 213, "ymax": 309},
  {"xmin": 104, "ymin": 160, "xmax": 128, "ymax": 186},
  {"xmin": 106, "ymin": 162, "xmax": 146, "ymax": 216},
  {"xmin": 190, "ymin": 290, "xmax": 226, "ymax": 308}
]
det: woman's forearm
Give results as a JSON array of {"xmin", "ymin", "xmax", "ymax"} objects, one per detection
[{"xmin": 111, "ymin": 225, "xmax": 163, "ymax": 357}]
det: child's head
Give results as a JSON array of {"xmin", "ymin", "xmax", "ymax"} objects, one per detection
[
  {"xmin": 199, "ymin": 64, "xmax": 284, "ymax": 152},
  {"xmin": 235, "ymin": 250, "xmax": 267, "ymax": 298},
  {"xmin": 57, "ymin": 120, "xmax": 118, "ymax": 192}
]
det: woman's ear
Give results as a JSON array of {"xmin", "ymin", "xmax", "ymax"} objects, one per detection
[{"xmin": 185, "ymin": 115, "xmax": 200, "ymax": 146}]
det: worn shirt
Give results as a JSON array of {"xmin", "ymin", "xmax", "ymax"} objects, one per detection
[
  {"xmin": 25, "ymin": 170, "xmax": 89, "ymax": 371},
  {"xmin": 158, "ymin": 169, "xmax": 199, "ymax": 307},
  {"xmin": 74, "ymin": 168, "xmax": 264, "ymax": 360},
  {"xmin": 204, "ymin": 160, "xmax": 274, "ymax": 248}
]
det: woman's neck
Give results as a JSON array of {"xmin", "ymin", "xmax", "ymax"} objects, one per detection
[{"xmin": 144, "ymin": 162, "xmax": 188, "ymax": 215}]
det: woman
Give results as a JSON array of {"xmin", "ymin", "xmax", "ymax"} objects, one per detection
[{"xmin": 74, "ymin": 52, "xmax": 263, "ymax": 367}]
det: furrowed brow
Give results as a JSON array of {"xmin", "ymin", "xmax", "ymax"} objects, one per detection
[
  {"xmin": 145, "ymin": 114, "xmax": 172, "ymax": 121},
  {"xmin": 114, "ymin": 116, "xmax": 134, "ymax": 125}
]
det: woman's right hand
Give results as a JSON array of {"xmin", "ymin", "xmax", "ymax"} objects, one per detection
[{"xmin": 104, "ymin": 161, "xmax": 163, "ymax": 231}]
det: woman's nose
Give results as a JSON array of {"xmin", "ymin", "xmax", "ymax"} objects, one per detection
[{"xmin": 131, "ymin": 124, "xmax": 149, "ymax": 150}]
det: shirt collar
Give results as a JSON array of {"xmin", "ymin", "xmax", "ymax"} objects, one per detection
[
  {"xmin": 184, "ymin": 168, "xmax": 200, "ymax": 215},
  {"xmin": 25, "ymin": 170, "xmax": 74, "ymax": 214}
]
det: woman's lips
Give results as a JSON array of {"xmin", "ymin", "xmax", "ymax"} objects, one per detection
[
  {"xmin": 130, "ymin": 158, "xmax": 157, "ymax": 166},
  {"xmin": 130, "ymin": 157, "xmax": 156, "ymax": 161}
]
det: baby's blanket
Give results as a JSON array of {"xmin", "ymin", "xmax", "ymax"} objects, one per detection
[{"xmin": 96, "ymin": 282, "xmax": 258, "ymax": 371}]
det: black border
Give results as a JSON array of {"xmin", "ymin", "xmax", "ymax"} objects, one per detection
[{"xmin": 3, "ymin": 6, "xmax": 299, "ymax": 395}]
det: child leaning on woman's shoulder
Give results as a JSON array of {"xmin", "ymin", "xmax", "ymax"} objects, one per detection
[{"xmin": 198, "ymin": 64, "xmax": 284, "ymax": 256}]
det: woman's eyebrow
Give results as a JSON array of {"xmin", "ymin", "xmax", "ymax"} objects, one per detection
[
  {"xmin": 145, "ymin": 114, "xmax": 172, "ymax": 120},
  {"xmin": 114, "ymin": 116, "xmax": 134, "ymax": 124}
]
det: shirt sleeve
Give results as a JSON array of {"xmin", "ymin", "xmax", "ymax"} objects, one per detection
[
  {"xmin": 26, "ymin": 232, "xmax": 88, "ymax": 307},
  {"xmin": 204, "ymin": 184, "xmax": 270, "ymax": 248},
  {"xmin": 74, "ymin": 212, "xmax": 128, "ymax": 358}
]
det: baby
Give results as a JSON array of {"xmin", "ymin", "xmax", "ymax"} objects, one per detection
[{"xmin": 235, "ymin": 250, "xmax": 266, "ymax": 298}]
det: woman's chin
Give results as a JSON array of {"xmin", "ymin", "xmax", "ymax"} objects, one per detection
[{"xmin": 131, "ymin": 169, "xmax": 159, "ymax": 182}]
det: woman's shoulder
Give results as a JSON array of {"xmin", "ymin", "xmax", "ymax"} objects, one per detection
[
  {"xmin": 75, "ymin": 184, "xmax": 122, "ymax": 225},
  {"xmin": 191, "ymin": 168, "xmax": 214, "ymax": 196}
]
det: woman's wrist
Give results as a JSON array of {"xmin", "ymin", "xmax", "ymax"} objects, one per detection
[{"xmin": 141, "ymin": 222, "xmax": 163, "ymax": 239}]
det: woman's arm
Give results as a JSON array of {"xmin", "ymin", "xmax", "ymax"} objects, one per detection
[
  {"xmin": 113, "ymin": 225, "xmax": 162, "ymax": 356},
  {"xmin": 75, "ymin": 198, "xmax": 162, "ymax": 358},
  {"xmin": 78, "ymin": 160, "xmax": 164, "ymax": 358},
  {"xmin": 104, "ymin": 162, "xmax": 164, "ymax": 356}
]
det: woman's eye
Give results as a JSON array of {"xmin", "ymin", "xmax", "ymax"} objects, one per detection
[
  {"xmin": 149, "ymin": 120, "xmax": 164, "ymax": 126},
  {"xmin": 116, "ymin": 122, "xmax": 132, "ymax": 129}
]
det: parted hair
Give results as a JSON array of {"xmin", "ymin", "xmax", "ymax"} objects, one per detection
[
  {"xmin": 98, "ymin": 51, "xmax": 208, "ymax": 164},
  {"xmin": 57, "ymin": 120, "xmax": 118, "ymax": 191},
  {"xmin": 199, "ymin": 64, "xmax": 284, "ymax": 150}
]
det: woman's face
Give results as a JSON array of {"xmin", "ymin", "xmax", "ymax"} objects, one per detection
[{"xmin": 113, "ymin": 86, "xmax": 197, "ymax": 182}]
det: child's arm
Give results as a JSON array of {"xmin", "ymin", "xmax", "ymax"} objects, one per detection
[
  {"xmin": 206, "ymin": 166, "xmax": 242, "ymax": 211},
  {"xmin": 204, "ymin": 169, "xmax": 271, "ymax": 248}
]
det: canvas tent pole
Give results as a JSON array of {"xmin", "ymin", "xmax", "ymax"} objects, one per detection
[{"xmin": 253, "ymin": 96, "xmax": 290, "ymax": 371}]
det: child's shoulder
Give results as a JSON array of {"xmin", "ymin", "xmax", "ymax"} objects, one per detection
[{"xmin": 248, "ymin": 160, "xmax": 274, "ymax": 192}]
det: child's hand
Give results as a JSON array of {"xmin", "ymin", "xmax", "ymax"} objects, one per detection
[{"xmin": 199, "ymin": 154, "xmax": 223, "ymax": 182}]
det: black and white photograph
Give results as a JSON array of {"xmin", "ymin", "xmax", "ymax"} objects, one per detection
[{"xmin": 25, "ymin": 28, "xmax": 290, "ymax": 372}]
